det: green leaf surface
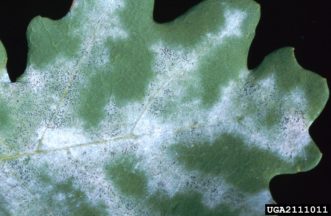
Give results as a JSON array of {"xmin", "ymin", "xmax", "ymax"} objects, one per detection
[{"xmin": 0, "ymin": 0, "xmax": 329, "ymax": 215}]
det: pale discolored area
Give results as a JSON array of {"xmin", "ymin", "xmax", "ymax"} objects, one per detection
[{"xmin": 0, "ymin": 0, "xmax": 329, "ymax": 216}]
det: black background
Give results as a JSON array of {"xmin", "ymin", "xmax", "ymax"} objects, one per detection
[{"xmin": 0, "ymin": 0, "xmax": 330, "ymax": 204}]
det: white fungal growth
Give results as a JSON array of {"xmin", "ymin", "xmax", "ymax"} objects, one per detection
[
  {"xmin": 223, "ymin": 9, "xmax": 247, "ymax": 37},
  {"xmin": 0, "ymin": 0, "xmax": 320, "ymax": 215},
  {"xmin": 204, "ymin": 72, "xmax": 311, "ymax": 159},
  {"xmin": 0, "ymin": 69, "xmax": 10, "ymax": 83},
  {"xmin": 206, "ymin": 8, "xmax": 247, "ymax": 45},
  {"xmin": 71, "ymin": 0, "xmax": 128, "ymax": 41},
  {"xmin": 150, "ymin": 42, "xmax": 199, "ymax": 76},
  {"xmin": 242, "ymin": 190, "xmax": 274, "ymax": 216},
  {"xmin": 37, "ymin": 127, "xmax": 90, "ymax": 149}
]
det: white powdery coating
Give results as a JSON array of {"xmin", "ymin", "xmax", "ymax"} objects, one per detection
[
  {"xmin": 208, "ymin": 72, "xmax": 311, "ymax": 159},
  {"xmin": 150, "ymin": 8, "xmax": 247, "ymax": 77},
  {"xmin": 71, "ymin": 0, "xmax": 128, "ymax": 41},
  {"xmin": 0, "ymin": 69, "xmax": 10, "ymax": 83},
  {"xmin": 0, "ymin": 1, "xmax": 134, "ymax": 213},
  {"xmin": 14, "ymin": 0, "xmax": 130, "ymax": 150},
  {"xmin": 99, "ymin": 9, "xmax": 249, "ymax": 205},
  {"xmin": 28, "ymin": 140, "xmax": 141, "ymax": 216},
  {"xmin": 94, "ymin": 47, "xmax": 111, "ymax": 68},
  {"xmin": 135, "ymin": 120, "xmax": 187, "ymax": 197},
  {"xmin": 57, "ymin": 5, "xmax": 308, "ymax": 211},
  {"xmin": 150, "ymin": 42, "xmax": 199, "ymax": 76},
  {"xmin": 0, "ymin": 0, "xmax": 316, "ymax": 215},
  {"xmin": 0, "ymin": 0, "xmax": 130, "ymax": 156},
  {"xmin": 142, "ymin": 7, "xmax": 311, "ymax": 161},
  {"xmin": 105, "ymin": 66, "xmax": 310, "ymax": 210},
  {"xmin": 0, "ymin": 164, "xmax": 44, "ymax": 215},
  {"xmin": 24, "ymin": 66, "xmax": 45, "ymax": 92},
  {"xmin": 205, "ymin": 8, "xmax": 247, "ymax": 46},
  {"xmin": 241, "ymin": 190, "xmax": 274, "ymax": 216},
  {"xmin": 201, "ymin": 180, "xmax": 229, "ymax": 208},
  {"xmin": 37, "ymin": 127, "xmax": 90, "ymax": 149}
]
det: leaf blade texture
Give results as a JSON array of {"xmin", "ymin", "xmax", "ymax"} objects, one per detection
[{"xmin": 0, "ymin": 0, "xmax": 329, "ymax": 215}]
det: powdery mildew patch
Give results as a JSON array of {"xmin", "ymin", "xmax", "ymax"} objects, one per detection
[
  {"xmin": 0, "ymin": 69, "xmax": 10, "ymax": 83},
  {"xmin": 36, "ymin": 127, "xmax": 90, "ymax": 149},
  {"xmin": 0, "ymin": 0, "xmax": 325, "ymax": 215},
  {"xmin": 71, "ymin": 0, "xmax": 128, "ymax": 41},
  {"xmin": 204, "ymin": 72, "xmax": 311, "ymax": 159},
  {"xmin": 206, "ymin": 8, "xmax": 247, "ymax": 44}
]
